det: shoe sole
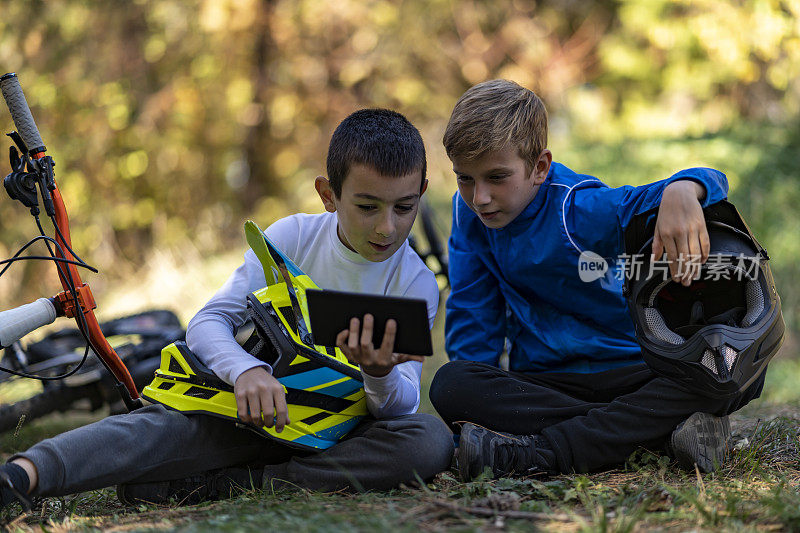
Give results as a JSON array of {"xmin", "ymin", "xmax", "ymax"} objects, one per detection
[{"xmin": 669, "ymin": 412, "xmax": 731, "ymax": 473}]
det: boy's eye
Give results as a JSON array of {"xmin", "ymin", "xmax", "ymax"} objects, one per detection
[
  {"xmin": 357, "ymin": 205, "xmax": 377, "ymax": 212},
  {"xmin": 395, "ymin": 204, "xmax": 414, "ymax": 213},
  {"xmin": 456, "ymin": 175, "xmax": 472, "ymax": 183},
  {"xmin": 489, "ymin": 174, "xmax": 508, "ymax": 181}
]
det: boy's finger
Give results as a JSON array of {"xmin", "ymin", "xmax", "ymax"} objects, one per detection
[
  {"xmin": 677, "ymin": 236, "xmax": 690, "ymax": 285},
  {"xmin": 699, "ymin": 225, "xmax": 711, "ymax": 263},
  {"xmin": 335, "ymin": 329, "xmax": 350, "ymax": 350},
  {"xmin": 380, "ymin": 319, "xmax": 397, "ymax": 354},
  {"xmin": 687, "ymin": 234, "xmax": 702, "ymax": 284},
  {"xmin": 394, "ymin": 353, "xmax": 424, "ymax": 364},
  {"xmin": 246, "ymin": 393, "xmax": 262, "ymax": 425},
  {"xmin": 360, "ymin": 314, "xmax": 374, "ymax": 350},
  {"xmin": 651, "ymin": 232, "xmax": 664, "ymax": 263},
  {"xmin": 348, "ymin": 317, "xmax": 360, "ymax": 351},
  {"xmin": 258, "ymin": 392, "xmax": 273, "ymax": 428},
  {"xmin": 662, "ymin": 237, "xmax": 679, "ymax": 280},
  {"xmin": 259, "ymin": 393, "xmax": 272, "ymax": 426},
  {"xmin": 343, "ymin": 350, "xmax": 358, "ymax": 365},
  {"xmin": 273, "ymin": 389, "xmax": 289, "ymax": 433},
  {"xmin": 336, "ymin": 330, "xmax": 360, "ymax": 364},
  {"xmin": 235, "ymin": 393, "xmax": 249, "ymax": 424}
]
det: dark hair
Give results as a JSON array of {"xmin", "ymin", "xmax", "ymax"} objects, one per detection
[{"xmin": 326, "ymin": 109, "xmax": 427, "ymax": 197}]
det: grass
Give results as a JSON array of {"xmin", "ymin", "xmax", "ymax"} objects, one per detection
[
  {"xmin": 1, "ymin": 404, "xmax": 799, "ymax": 531},
  {"xmin": 2, "ymin": 285, "xmax": 800, "ymax": 532},
  {"xmin": 1, "ymin": 344, "xmax": 799, "ymax": 531},
  {"xmin": 1, "ymin": 301, "xmax": 799, "ymax": 531}
]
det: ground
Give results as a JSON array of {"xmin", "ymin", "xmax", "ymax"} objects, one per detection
[{"xmin": 0, "ymin": 398, "xmax": 798, "ymax": 532}]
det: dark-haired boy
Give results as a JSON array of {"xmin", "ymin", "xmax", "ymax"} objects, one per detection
[
  {"xmin": 429, "ymin": 80, "xmax": 766, "ymax": 479},
  {"xmin": 0, "ymin": 109, "xmax": 453, "ymax": 510}
]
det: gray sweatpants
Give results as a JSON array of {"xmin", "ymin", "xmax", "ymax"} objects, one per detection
[{"xmin": 13, "ymin": 404, "xmax": 454, "ymax": 496}]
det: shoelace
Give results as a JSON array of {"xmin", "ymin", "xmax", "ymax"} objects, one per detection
[{"xmin": 493, "ymin": 435, "xmax": 538, "ymax": 475}]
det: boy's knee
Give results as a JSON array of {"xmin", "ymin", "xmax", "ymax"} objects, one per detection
[
  {"xmin": 401, "ymin": 414, "xmax": 454, "ymax": 479},
  {"xmin": 429, "ymin": 360, "xmax": 476, "ymax": 417}
]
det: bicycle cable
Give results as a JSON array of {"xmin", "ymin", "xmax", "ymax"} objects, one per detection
[{"xmin": 0, "ymin": 214, "xmax": 98, "ymax": 380}]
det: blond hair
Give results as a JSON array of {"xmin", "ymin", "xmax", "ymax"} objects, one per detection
[{"xmin": 443, "ymin": 80, "xmax": 548, "ymax": 171}]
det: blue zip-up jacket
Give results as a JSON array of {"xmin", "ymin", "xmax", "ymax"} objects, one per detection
[{"xmin": 445, "ymin": 162, "xmax": 729, "ymax": 373}]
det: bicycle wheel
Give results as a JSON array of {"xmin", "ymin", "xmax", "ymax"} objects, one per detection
[
  {"xmin": 419, "ymin": 201, "xmax": 448, "ymax": 281},
  {"xmin": 0, "ymin": 309, "xmax": 184, "ymax": 432},
  {"xmin": 0, "ymin": 385, "xmax": 87, "ymax": 433},
  {"xmin": 410, "ymin": 200, "xmax": 449, "ymax": 291}
]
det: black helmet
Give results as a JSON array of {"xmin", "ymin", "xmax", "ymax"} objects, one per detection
[{"xmin": 624, "ymin": 201, "xmax": 784, "ymax": 398}]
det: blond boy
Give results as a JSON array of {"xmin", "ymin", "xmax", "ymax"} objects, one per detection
[{"xmin": 430, "ymin": 80, "xmax": 765, "ymax": 478}]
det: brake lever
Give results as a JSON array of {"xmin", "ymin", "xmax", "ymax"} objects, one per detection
[
  {"xmin": 6, "ymin": 130, "xmax": 28, "ymax": 155},
  {"xmin": 4, "ymin": 145, "xmax": 39, "ymax": 212},
  {"xmin": 9, "ymin": 144, "xmax": 20, "ymax": 171}
]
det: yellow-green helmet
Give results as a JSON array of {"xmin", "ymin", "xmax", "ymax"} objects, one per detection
[{"xmin": 142, "ymin": 221, "xmax": 367, "ymax": 451}]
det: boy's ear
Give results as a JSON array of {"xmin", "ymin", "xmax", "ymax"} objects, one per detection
[
  {"xmin": 315, "ymin": 176, "xmax": 337, "ymax": 213},
  {"xmin": 420, "ymin": 178, "xmax": 428, "ymax": 196},
  {"xmin": 531, "ymin": 149, "xmax": 552, "ymax": 185}
]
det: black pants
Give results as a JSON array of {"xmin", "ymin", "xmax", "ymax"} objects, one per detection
[{"xmin": 429, "ymin": 360, "xmax": 765, "ymax": 473}]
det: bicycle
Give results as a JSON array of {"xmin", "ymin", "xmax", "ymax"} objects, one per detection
[{"xmin": 0, "ymin": 72, "xmax": 145, "ymax": 425}]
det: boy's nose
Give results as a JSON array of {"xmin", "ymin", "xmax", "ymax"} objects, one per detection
[
  {"xmin": 472, "ymin": 181, "xmax": 491, "ymax": 206},
  {"xmin": 376, "ymin": 214, "xmax": 395, "ymax": 238}
]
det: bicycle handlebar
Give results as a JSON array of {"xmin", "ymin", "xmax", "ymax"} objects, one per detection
[
  {"xmin": 0, "ymin": 73, "xmax": 45, "ymax": 155},
  {"xmin": 0, "ymin": 298, "xmax": 57, "ymax": 348}
]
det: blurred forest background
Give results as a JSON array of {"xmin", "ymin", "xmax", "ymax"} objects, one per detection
[{"xmin": 1, "ymin": 0, "xmax": 799, "ymax": 377}]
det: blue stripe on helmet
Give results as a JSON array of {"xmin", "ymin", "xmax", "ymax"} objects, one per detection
[
  {"xmin": 278, "ymin": 367, "xmax": 352, "ymax": 394},
  {"xmin": 293, "ymin": 416, "xmax": 364, "ymax": 449}
]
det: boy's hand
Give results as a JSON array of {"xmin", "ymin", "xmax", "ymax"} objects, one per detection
[
  {"xmin": 335, "ymin": 314, "xmax": 424, "ymax": 377},
  {"xmin": 653, "ymin": 180, "xmax": 709, "ymax": 287},
  {"xmin": 234, "ymin": 366, "xmax": 289, "ymax": 432}
]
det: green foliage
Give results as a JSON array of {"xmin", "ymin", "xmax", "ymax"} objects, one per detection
[{"xmin": 1, "ymin": 0, "xmax": 799, "ymax": 340}]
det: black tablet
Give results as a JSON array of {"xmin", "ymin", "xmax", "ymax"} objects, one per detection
[{"xmin": 306, "ymin": 289, "xmax": 433, "ymax": 356}]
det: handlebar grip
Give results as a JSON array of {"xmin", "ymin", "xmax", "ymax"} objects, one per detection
[
  {"xmin": 0, "ymin": 298, "xmax": 57, "ymax": 348},
  {"xmin": 0, "ymin": 73, "xmax": 45, "ymax": 154}
]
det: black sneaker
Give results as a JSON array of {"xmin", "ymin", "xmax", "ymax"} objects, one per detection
[
  {"xmin": 0, "ymin": 470, "xmax": 32, "ymax": 512},
  {"xmin": 667, "ymin": 412, "xmax": 731, "ymax": 473},
  {"xmin": 117, "ymin": 467, "xmax": 259, "ymax": 507},
  {"xmin": 457, "ymin": 423, "xmax": 554, "ymax": 481}
]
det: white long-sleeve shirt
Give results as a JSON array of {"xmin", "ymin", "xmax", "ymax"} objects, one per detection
[{"xmin": 186, "ymin": 212, "xmax": 439, "ymax": 418}]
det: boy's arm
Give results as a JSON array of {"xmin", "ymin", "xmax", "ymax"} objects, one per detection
[
  {"xmin": 186, "ymin": 249, "xmax": 272, "ymax": 386},
  {"xmin": 570, "ymin": 167, "xmax": 728, "ymax": 277},
  {"xmin": 617, "ymin": 167, "xmax": 728, "ymax": 286},
  {"xmin": 335, "ymin": 319, "xmax": 424, "ymax": 418},
  {"xmin": 651, "ymin": 180, "xmax": 710, "ymax": 285},
  {"xmin": 445, "ymin": 194, "xmax": 507, "ymax": 366},
  {"xmin": 615, "ymin": 167, "xmax": 728, "ymax": 229},
  {"xmin": 187, "ymin": 251, "xmax": 292, "ymax": 431},
  {"xmin": 187, "ymin": 216, "xmax": 303, "ymax": 430},
  {"xmin": 187, "ymin": 216, "xmax": 302, "ymax": 385},
  {"xmin": 361, "ymin": 361, "xmax": 424, "ymax": 418}
]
